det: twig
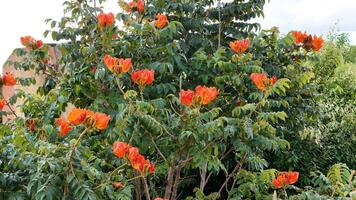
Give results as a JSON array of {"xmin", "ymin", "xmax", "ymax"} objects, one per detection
[
  {"xmin": 162, "ymin": 125, "xmax": 177, "ymax": 140},
  {"xmin": 164, "ymin": 164, "xmax": 175, "ymax": 199},
  {"xmin": 142, "ymin": 176, "xmax": 151, "ymax": 200},
  {"xmin": 109, "ymin": 163, "xmax": 128, "ymax": 176},
  {"xmin": 171, "ymin": 165, "xmax": 182, "ymax": 200},
  {"xmin": 115, "ymin": 77, "xmax": 126, "ymax": 96},
  {"xmin": 148, "ymin": 132, "xmax": 167, "ymax": 162},
  {"xmin": 126, "ymin": 174, "xmax": 145, "ymax": 182},
  {"xmin": 217, "ymin": 154, "xmax": 246, "ymax": 197},
  {"xmin": 4, "ymin": 99, "xmax": 17, "ymax": 117},
  {"xmin": 67, "ymin": 128, "xmax": 90, "ymax": 174},
  {"xmin": 199, "ymin": 162, "xmax": 208, "ymax": 191}
]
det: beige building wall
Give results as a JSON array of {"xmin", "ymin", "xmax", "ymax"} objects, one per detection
[{"xmin": 2, "ymin": 46, "xmax": 60, "ymax": 122}]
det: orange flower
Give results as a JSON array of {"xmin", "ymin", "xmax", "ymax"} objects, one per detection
[
  {"xmin": 250, "ymin": 73, "xmax": 277, "ymax": 91},
  {"xmin": 55, "ymin": 118, "xmax": 73, "ymax": 137},
  {"xmin": 130, "ymin": 153, "xmax": 146, "ymax": 172},
  {"xmin": 20, "ymin": 36, "xmax": 35, "ymax": 46},
  {"xmin": 195, "ymin": 86, "xmax": 219, "ymax": 105},
  {"xmin": 271, "ymin": 176, "xmax": 285, "ymax": 189},
  {"xmin": 127, "ymin": 1, "xmax": 136, "ymax": 12},
  {"xmin": 0, "ymin": 99, "xmax": 6, "ymax": 110},
  {"xmin": 120, "ymin": 58, "xmax": 132, "ymax": 73},
  {"xmin": 148, "ymin": 163, "xmax": 155, "ymax": 173},
  {"xmin": 128, "ymin": 147, "xmax": 140, "ymax": 161},
  {"xmin": 20, "ymin": 36, "xmax": 43, "ymax": 49},
  {"xmin": 127, "ymin": 0, "xmax": 144, "ymax": 13},
  {"xmin": 179, "ymin": 89, "xmax": 195, "ymax": 106},
  {"xmin": 155, "ymin": 14, "xmax": 169, "ymax": 29},
  {"xmin": 2, "ymin": 72, "xmax": 17, "ymax": 86},
  {"xmin": 131, "ymin": 69, "xmax": 155, "ymax": 87},
  {"xmin": 113, "ymin": 141, "xmax": 131, "ymax": 158},
  {"xmin": 229, "ymin": 39, "xmax": 250, "ymax": 53},
  {"xmin": 280, "ymin": 171, "xmax": 299, "ymax": 185},
  {"xmin": 136, "ymin": 0, "xmax": 145, "ymax": 13},
  {"xmin": 271, "ymin": 75, "xmax": 278, "ymax": 85},
  {"xmin": 312, "ymin": 35, "xmax": 323, "ymax": 51},
  {"xmin": 92, "ymin": 112, "xmax": 110, "ymax": 130},
  {"xmin": 67, "ymin": 108, "xmax": 93, "ymax": 125},
  {"xmin": 179, "ymin": 86, "xmax": 219, "ymax": 106},
  {"xmin": 292, "ymin": 31, "xmax": 323, "ymax": 52},
  {"xmin": 292, "ymin": 31, "xmax": 308, "ymax": 44},
  {"xmin": 112, "ymin": 182, "xmax": 124, "ymax": 189},
  {"xmin": 114, "ymin": 143, "xmax": 155, "ymax": 174},
  {"xmin": 272, "ymin": 171, "xmax": 299, "ymax": 189},
  {"xmin": 104, "ymin": 55, "xmax": 132, "ymax": 75},
  {"xmin": 36, "ymin": 40, "xmax": 44, "ymax": 48},
  {"xmin": 98, "ymin": 12, "xmax": 115, "ymax": 27}
]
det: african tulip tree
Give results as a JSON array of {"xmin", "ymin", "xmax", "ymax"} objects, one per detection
[{"xmin": 0, "ymin": 0, "xmax": 324, "ymax": 199}]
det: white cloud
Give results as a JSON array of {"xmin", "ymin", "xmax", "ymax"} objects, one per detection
[
  {"xmin": 0, "ymin": 0, "xmax": 119, "ymax": 67},
  {"xmin": 258, "ymin": 0, "xmax": 356, "ymax": 42}
]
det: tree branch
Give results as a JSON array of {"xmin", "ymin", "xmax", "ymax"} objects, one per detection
[
  {"xmin": 171, "ymin": 165, "xmax": 182, "ymax": 200},
  {"xmin": 67, "ymin": 128, "xmax": 90, "ymax": 174},
  {"xmin": 164, "ymin": 163, "xmax": 175, "ymax": 200}
]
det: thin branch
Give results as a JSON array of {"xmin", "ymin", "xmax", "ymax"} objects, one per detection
[
  {"xmin": 217, "ymin": 154, "xmax": 246, "ymax": 197},
  {"xmin": 148, "ymin": 132, "xmax": 167, "ymax": 162},
  {"xmin": 199, "ymin": 163, "xmax": 208, "ymax": 191},
  {"xmin": 115, "ymin": 77, "xmax": 126, "ymax": 96},
  {"xmin": 171, "ymin": 165, "xmax": 182, "ymax": 200},
  {"xmin": 109, "ymin": 163, "xmax": 128, "ymax": 177},
  {"xmin": 67, "ymin": 128, "xmax": 90, "ymax": 174},
  {"xmin": 162, "ymin": 125, "xmax": 177, "ymax": 140},
  {"xmin": 142, "ymin": 176, "xmax": 151, "ymax": 200},
  {"xmin": 164, "ymin": 164, "xmax": 175, "ymax": 200},
  {"xmin": 5, "ymin": 99, "xmax": 17, "ymax": 117}
]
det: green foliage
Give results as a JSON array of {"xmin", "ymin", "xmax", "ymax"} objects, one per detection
[{"xmin": 1, "ymin": 0, "xmax": 355, "ymax": 199}]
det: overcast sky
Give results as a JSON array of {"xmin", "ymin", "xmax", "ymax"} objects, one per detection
[{"xmin": 1, "ymin": 0, "xmax": 356, "ymax": 67}]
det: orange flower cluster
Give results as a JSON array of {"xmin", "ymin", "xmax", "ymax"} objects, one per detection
[
  {"xmin": 127, "ymin": 0, "xmax": 145, "ymax": 13},
  {"xmin": 250, "ymin": 73, "xmax": 277, "ymax": 92},
  {"xmin": 155, "ymin": 14, "xmax": 169, "ymax": 29},
  {"xmin": 104, "ymin": 55, "xmax": 132, "ymax": 75},
  {"xmin": 55, "ymin": 118, "xmax": 73, "ymax": 137},
  {"xmin": 113, "ymin": 141, "xmax": 155, "ymax": 174},
  {"xmin": 55, "ymin": 108, "xmax": 110, "ymax": 137},
  {"xmin": 68, "ymin": 108, "xmax": 110, "ymax": 129},
  {"xmin": 0, "ymin": 99, "xmax": 5, "ymax": 110},
  {"xmin": 292, "ymin": 31, "xmax": 323, "ymax": 51},
  {"xmin": 229, "ymin": 38, "xmax": 250, "ymax": 54},
  {"xmin": 20, "ymin": 36, "xmax": 43, "ymax": 50},
  {"xmin": 272, "ymin": 171, "xmax": 299, "ymax": 189},
  {"xmin": 179, "ymin": 85, "xmax": 219, "ymax": 106},
  {"xmin": 131, "ymin": 69, "xmax": 155, "ymax": 87},
  {"xmin": 98, "ymin": 12, "xmax": 115, "ymax": 27},
  {"xmin": 292, "ymin": 31, "xmax": 308, "ymax": 44},
  {"xmin": 2, "ymin": 72, "xmax": 17, "ymax": 86},
  {"xmin": 1, "ymin": 72, "xmax": 16, "ymax": 112}
]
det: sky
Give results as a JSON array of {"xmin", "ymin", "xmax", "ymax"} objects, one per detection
[{"xmin": 1, "ymin": 0, "xmax": 356, "ymax": 67}]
